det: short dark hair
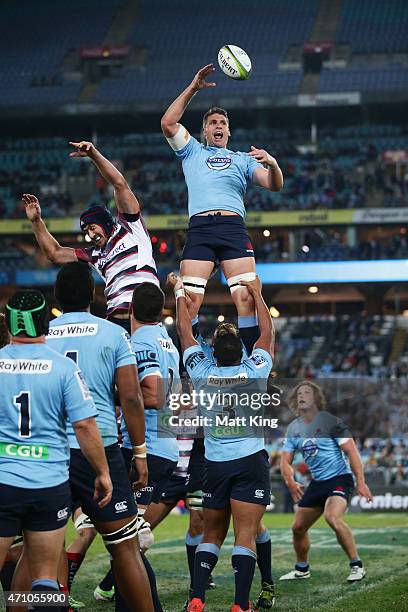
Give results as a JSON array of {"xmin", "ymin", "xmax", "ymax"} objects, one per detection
[
  {"xmin": 55, "ymin": 262, "xmax": 95, "ymax": 311},
  {"xmin": 132, "ymin": 283, "xmax": 165, "ymax": 323},
  {"xmin": 213, "ymin": 323, "xmax": 242, "ymax": 366},
  {"xmin": 202, "ymin": 106, "xmax": 229, "ymax": 127},
  {"xmin": 6, "ymin": 290, "xmax": 49, "ymax": 337},
  {"xmin": 0, "ymin": 313, "xmax": 9, "ymax": 348}
]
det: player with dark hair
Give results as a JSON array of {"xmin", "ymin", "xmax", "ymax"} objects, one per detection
[
  {"xmin": 46, "ymin": 262, "xmax": 154, "ymax": 611},
  {"xmin": 280, "ymin": 381, "xmax": 373, "ymax": 583},
  {"xmin": 0, "ymin": 313, "xmax": 9, "ymax": 348},
  {"xmin": 161, "ymin": 65, "xmax": 283, "ymax": 348},
  {"xmin": 170, "ymin": 273, "xmax": 274, "ymax": 612},
  {"xmin": 23, "ymin": 140, "xmax": 159, "ymax": 332},
  {"xmin": 0, "ymin": 289, "xmax": 112, "ymax": 607}
]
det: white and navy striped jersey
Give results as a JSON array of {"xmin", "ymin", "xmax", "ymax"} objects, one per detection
[{"xmin": 75, "ymin": 212, "xmax": 159, "ymax": 318}]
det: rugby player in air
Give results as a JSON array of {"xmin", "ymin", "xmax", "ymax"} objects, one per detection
[
  {"xmin": 0, "ymin": 290, "xmax": 112, "ymax": 609},
  {"xmin": 280, "ymin": 381, "xmax": 373, "ymax": 583},
  {"xmin": 23, "ymin": 139, "xmax": 159, "ymax": 332},
  {"xmin": 161, "ymin": 64, "xmax": 283, "ymax": 350},
  {"xmin": 45, "ymin": 262, "xmax": 154, "ymax": 611},
  {"xmin": 170, "ymin": 273, "xmax": 274, "ymax": 612}
]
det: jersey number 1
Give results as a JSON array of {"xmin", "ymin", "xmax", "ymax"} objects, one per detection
[{"xmin": 14, "ymin": 391, "xmax": 31, "ymax": 438}]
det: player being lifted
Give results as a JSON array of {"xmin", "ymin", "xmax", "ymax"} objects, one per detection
[
  {"xmin": 23, "ymin": 140, "xmax": 159, "ymax": 331},
  {"xmin": 161, "ymin": 64, "xmax": 283, "ymax": 339},
  {"xmin": 280, "ymin": 382, "xmax": 373, "ymax": 583},
  {"xmin": 170, "ymin": 273, "xmax": 274, "ymax": 612}
]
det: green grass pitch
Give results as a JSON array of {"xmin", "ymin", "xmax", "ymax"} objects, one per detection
[{"xmin": 17, "ymin": 513, "xmax": 408, "ymax": 611}]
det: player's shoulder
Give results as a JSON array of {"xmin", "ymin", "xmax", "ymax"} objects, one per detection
[
  {"xmin": 183, "ymin": 343, "xmax": 209, "ymax": 370},
  {"xmin": 244, "ymin": 348, "xmax": 273, "ymax": 369}
]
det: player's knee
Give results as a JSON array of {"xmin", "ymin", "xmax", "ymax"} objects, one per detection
[
  {"xmin": 227, "ymin": 272, "xmax": 256, "ymax": 296},
  {"xmin": 182, "ymin": 275, "xmax": 207, "ymax": 297},
  {"xmin": 324, "ymin": 513, "xmax": 343, "ymax": 531},
  {"xmin": 292, "ymin": 521, "xmax": 308, "ymax": 536},
  {"xmin": 101, "ymin": 516, "xmax": 138, "ymax": 548}
]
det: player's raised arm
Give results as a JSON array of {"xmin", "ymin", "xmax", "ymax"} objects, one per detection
[
  {"xmin": 69, "ymin": 140, "xmax": 140, "ymax": 215},
  {"xmin": 249, "ymin": 147, "xmax": 284, "ymax": 192},
  {"xmin": 168, "ymin": 272, "xmax": 198, "ymax": 353},
  {"xmin": 23, "ymin": 193, "xmax": 77, "ymax": 264},
  {"xmin": 160, "ymin": 64, "xmax": 216, "ymax": 138},
  {"xmin": 239, "ymin": 275, "xmax": 275, "ymax": 356}
]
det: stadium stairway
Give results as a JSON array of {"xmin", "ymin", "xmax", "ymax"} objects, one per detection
[{"xmin": 309, "ymin": 0, "xmax": 343, "ymax": 44}]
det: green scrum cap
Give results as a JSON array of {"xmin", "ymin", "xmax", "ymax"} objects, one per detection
[{"xmin": 6, "ymin": 290, "xmax": 49, "ymax": 338}]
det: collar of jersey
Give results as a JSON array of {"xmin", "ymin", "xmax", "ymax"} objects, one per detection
[
  {"xmin": 52, "ymin": 311, "xmax": 92, "ymax": 324},
  {"xmin": 205, "ymin": 145, "xmax": 232, "ymax": 153}
]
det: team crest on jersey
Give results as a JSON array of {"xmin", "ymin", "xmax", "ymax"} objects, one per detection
[
  {"xmin": 185, "ymin": 351, "xmax": 205, "ymax": 370},
  {"xmin": 249, "ymin": 354, "xmax": 267, "ymax": 368},
  {"xmin": 302, "ymin": 438, "xmax": 319, "ymax": 458},
  {"xmin": 206, "ymin": 155, "xmax": 232, "ymax": 170}
]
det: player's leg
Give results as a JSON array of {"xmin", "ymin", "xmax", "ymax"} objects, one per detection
[
  {"xmin": 24, "ymin": 526, "xmax": 67, "ymax": 601},
  {"xmin": 254, "ymin": 520, "xmax": 275, "ymax": 612},
  {"xmin": 324, "ymin": 495, "xmax": 365, "ymax": 581},
  {"xmin": 0, "ymin": 536, "xmax": 15, "ymax": 571},
  {"xmin": 0, "ymin": 536, "xmax": 23, "ymax": 593},
  {"xmin": 66, "ymin": 508, "xmax": 97, "ymax": 593},
  {"xmin": 180, "ymin": 259, "xmax": 215, "ymax": 319},
  {"xmin": 230, "ymin": 499, "xmax": 265, "ymax": 611},
  {"xmin": 144, "ymin": 500, "xmax": 174, "ymax": 530},
  {"xmin": 279, "ymin": 506, "xmax": 322, "ymax": 580},
  {"xmin": 189, "ymin": 506, "xmax": 230, "ymax": 609}
]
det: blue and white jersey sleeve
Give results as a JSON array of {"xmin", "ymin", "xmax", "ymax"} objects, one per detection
[
  {"xmin": 133, "ymin": 340, "xmax": 161, "ymax": 382},
  {"xmin": 242, "ymin": 348, "xmax": 273, "ymax": 378},
  {"xmin": 63, "ymin": 362, "xmax": 97, "ymax": 424},
  {"xmin": 246, "ymin": 154, "xmax": 263, "ymax": 182},
  {"xmin": 115, "ymin": 330, "xmax": 137, "ymax": 370},
  {"xmin": 174, "ymin": 133, "xmax": 201, "ymax": 160},
  {"xmin": 183, "ymin": 344, "xmax": 213, "ymax": 382}
]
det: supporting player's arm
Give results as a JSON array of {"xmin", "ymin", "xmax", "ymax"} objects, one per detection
[
  {"xmin": 340, "ymin": 438, "xmax": 373, "ymax": 502},
  {"xmin": 168, "ymin": 272, "xmax": 198, "ymax": 353},
  {"xmin": 115, "ymin": 364, "xmax": 148, "ymax": 490},
  {"xmin": 23, "ymin": 194, "xmax": 77, "ymax": 264},
  {"xmin": 73, "ymin": 417, "xmax": 113, "ymax": 508},
  {"xmin": 239, "ymin": 276, "xmax": 275, "ymax": 356},
  {"xmin": 280, "ymin": 450, "xmax": 304, "ymax": 503},
  {"xmin": 160, "ymin": 64, "xmax": 216, "ymax": 138},
  {"xmin": 69, "ymin": 141, "xmax": 140, "ymax": 214},
  {"xmin": 139, "ymin": 375, "xmax": 165, "ymax": 410},
  {"xmin": 250, "ymin": 148, "xmax": 284, "ymax": 192}
]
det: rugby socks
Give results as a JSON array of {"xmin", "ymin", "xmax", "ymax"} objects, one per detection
[
  {"xmin": 98, "ymin": 567, "xmax": 114, "ymax": 591},
  {"xmin": 238, "ymin": 315, "xmax": 259, "ymax": 355},
  {"xmin": 256, "ymin": 530, "xmax": 273, "ymax": 584},
  {"xmin": 186, "ymin": 531, "xmax": 203, "ymax": 588},
  {"xmin": 31, "ymin": 579, "xmax": 60, "ymax": 611},
  {"xmin": 232, "ymin": 546, "xmax": 257, "ymax": 610},
  {"xmin": 295, "ymin": 561, "xmax": 309, "ymax": 572},
  {"xmin": 0, "ymin": 555, "xmax": 16, "ymax": 592},
  {"xmin": 114, "ymin": 554, "xmax": 163, "ymax": 612},
  {"xmin": 350, "ymin": 557, "xmax": 363, "ymax": 568},
  {"xmin": 193, "ymin": 543, "xmax": 220, "ymax": 602},
  {"xmin": 66, "ymin": 551, "xmax": 85, "ymax": 590}
]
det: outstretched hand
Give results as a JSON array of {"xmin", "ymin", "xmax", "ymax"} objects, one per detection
[
  {"xmin": 69, "ymin": 141, "xmax": 96, "ymax": 158},
  {"xmin": 191, "ymin": 64, "xmax": 216, "ymax": 91},
  {"xmin": 167, "ymin": 272, "xmax": 184, "ymax": 292},
  {"xmin": 22, "ymin": 193, "xmax": 41, "ymax": 222}
]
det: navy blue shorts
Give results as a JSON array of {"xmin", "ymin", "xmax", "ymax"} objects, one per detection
[
  {"xmin": 161, "ymin": 474, "xmax": 187, "ymax": 505},
  {"xmin": 69, "ymin": 444, "xmax": 137, "ymax": 523},
  {"xmin": 299, "ymin": 473, "xmax": 354, "ymax": 509},
  {"xmin": 203, "ymin": 449, "xmax": 270, "ymax": 509},
  {"xmin": 186, "ymin": 437, "xmax": 205, "ymax": 492},
  {"xmin": 182, "ymin": 215, "xmax": 255, "ymax": 263},
  {"xmin": 0, "ymin": 481, "xmax": 71, "ymax": 536},
  {"xmin": 122, "ymin": 449, "xmax": 177, "ymax": 505}
]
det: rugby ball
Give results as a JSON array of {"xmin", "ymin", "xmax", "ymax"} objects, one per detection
[{"xmin": 218, "ymin": 45, "xmax": 252, "ymax": 80}]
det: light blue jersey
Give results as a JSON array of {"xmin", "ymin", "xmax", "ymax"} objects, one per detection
[
  {"xmin": 0, "ymin": 343, "xmax": 96, "ymax": 488},
  {"xmin": 47, "ymin": 312, "xmax": 136, "ymax": 448},
  {"xmin": 122, "ymin": 324, "xmax": 179, "ymax": 462},
  {"xmin": 175, "ymin": 136, "xmax": 263, "ymax": 218},
  {"xmin": 184, "ymin": 344, "xmax": 273, "ymax": 462},
  {"xmin": 283, "ymin": 411, "xmax": 352, "ymax": 481}
]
